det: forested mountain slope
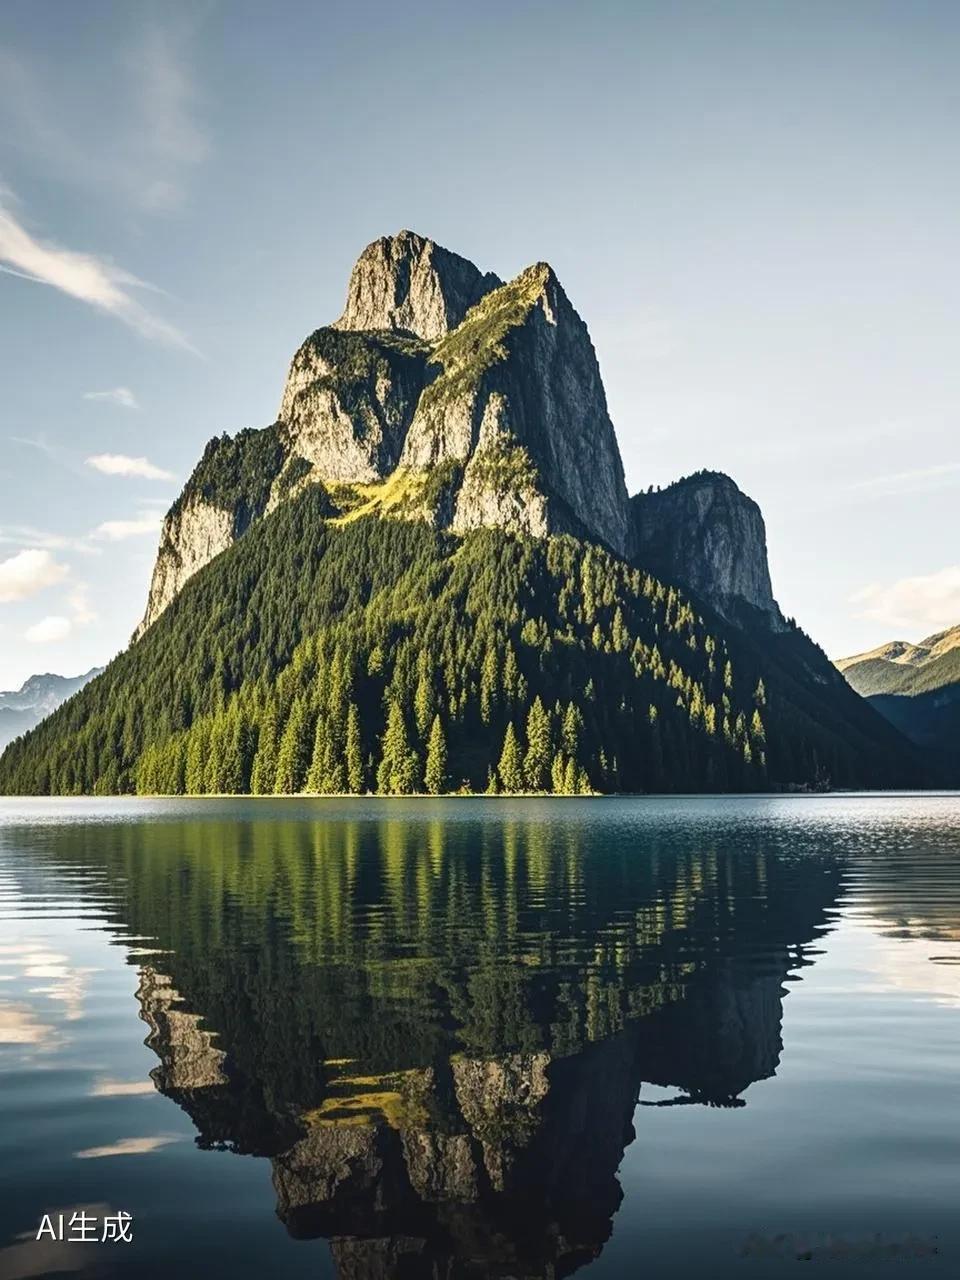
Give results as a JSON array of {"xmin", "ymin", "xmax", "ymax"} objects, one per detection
[{"xmin": 0, "ymin": 488, "xmax": 921, "ymax": 795}]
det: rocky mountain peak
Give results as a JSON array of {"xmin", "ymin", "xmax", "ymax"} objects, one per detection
[
  {"xmin": 333, "ymin": 230, "xmax": 501, "ymax": 340},
  {"xmin": 631, "ymin": 471, "xmax": 785, "ymax": 629}
]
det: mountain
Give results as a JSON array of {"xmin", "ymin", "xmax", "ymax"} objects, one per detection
[
  {"xmin": 0, "ymin": 669, "xmax": 102, "ymax": 752},
  {"xmin": 837, "ymin": 625, "xmax": 960, "ymax": 762},
  {"xmin": 134, "ymin": 233, "xmax": 630, "ymax": 640},
  {"xmin": 0, "ymin": 232, "xmax": 925, "ymax": 796},
  {"xmin": 632, "ymin": 471, "xmax": 785, "ymax": 631}
]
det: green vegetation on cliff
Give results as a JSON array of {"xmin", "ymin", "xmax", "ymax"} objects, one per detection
[{"xmin": 0, "ymin": 486, "xmax": 917, "ymax": 796}]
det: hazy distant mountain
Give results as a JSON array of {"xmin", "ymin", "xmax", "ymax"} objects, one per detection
[
  {"xmin": 0, "ymin": 669, "xmax": 103, "ymax": 752},
  {"xmin": 837, "ymin": 626, "xmax": 960, "ymax": 761},
  {"xmin": 0, "ymin": 233, "xmax": 924, "ymax": 796}
]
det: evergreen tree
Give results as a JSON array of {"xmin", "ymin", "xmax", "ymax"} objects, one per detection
[
  {"xmin": 345, "ymin": 703, "xmax": 364, "ymax": 793},
  {"xmin": 251, "ymin": 701, "xmax": 279, "ymax": 795},
  {"xmin": 497, "ymin": 722, "xmax": 524, "ymax": 793},
  {"xmin": 377, "ymin": 699, "xmax": 418, "ymax": 795},
  {"xmin": 274, "ymin": 697, "xmax": 310, "ymax": 793},
  {"xmin": 523, "ymin": 697, "xmax": 552, "ymax": 791},
  {"xmin": 424, "ymin": 715, "xmax": 447, "ymax": 795}
]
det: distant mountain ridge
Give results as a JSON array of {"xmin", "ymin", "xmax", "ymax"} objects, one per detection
[
  {"xmin": 0, "ymin": 669, "xmax": 103, "ymax": 751},
  {"xmin": 837, "ymin": 625, "xmax": 960, "ymax": 762}
]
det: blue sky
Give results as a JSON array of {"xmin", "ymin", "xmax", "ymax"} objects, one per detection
[{"xmin": 1, "ymin": 0, "xmax": 959, "ymax": 689}]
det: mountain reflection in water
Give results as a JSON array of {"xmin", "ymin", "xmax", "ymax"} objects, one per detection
[{"xmin": 8, "ymin": 798, "xmax": 854, "ymax": 1279}]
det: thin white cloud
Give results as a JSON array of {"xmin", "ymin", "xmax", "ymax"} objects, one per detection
[
  {"xmin": 68, "ymin": 583, "xmax": 97, "ymax": 626},
  {"xmin": 848, "ymin": 463, "xmax": 960, "ymax": 500},
  {"xmin": 852, "ymin": 565, "xmax": 960, "ymax": 635},
  {"xmin": 0, "ymin": 197, "xmax": 194, "ymax": 349},
  {"xmin": 0, "ymin": 549, "xmax": 68, "ymax": 603},
  {"xmin": 0, "ymin": 525, "xmax": 98, "ymax": 555},
  {"xmin": 0, "ymin": 23, "xmax": 207, "ymax": 216},
  {"xmin": 83, "ymin": 387, "xmax": 140, "ymax": 410},
  {"xmin": 25, "ymin": 616, "xmax": 72, "ymax": 644},
  {"xmin": 86, "ymin": 454, "xmax": 174, "ymax": 481},
  {"xmin": 94, "ymin": 514, "xmax": 163, "ymax": 542},
  {"xmin": 133, "ymin": 25, "xmax": 209, "ymax": 213}
]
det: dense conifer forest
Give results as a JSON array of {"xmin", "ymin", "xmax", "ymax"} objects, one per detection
[{"xmin": 0, "ymin": 487, "xmax": 917, "ymax": 796}]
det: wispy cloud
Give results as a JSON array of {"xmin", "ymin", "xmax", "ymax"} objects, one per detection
[
  {"xmin": 83, "ymin": 387, "xmax": 140, "ymax": 410},
  {"xmin": 0, "ymin": 549, "xmax": 68, "ymax": 603},
  {"xmin": 0, "ymin": 21, "xmax": 207, "ymax": 216},
  {"xmin": 852, "ymin": 565, "xmax": 960, "ymax": 636},
  {"xmin": 24, "ymin": 615, "xmax": 72, "ymax": 644},
  {"xmin": 67, "ymin": 583, "xmax": 97, "ymax": 626},
  {"xmin": 94, "ymin": 513, "xmax": 163, "ymax": 542},
  {"xmin": 0, "ymin": 524, "xmax": 98, "ymax": 555},
  {"xmin": 132, "ymin": 25, "xmax": 209, "ymax": 213},
  {"xmin": 86, "ymin": 453, "xmax": 174, "ymax": 481},
  {"xmin": 0, "ymin": 195, "xmax": 194, "ymax": 349},
  {"xmin": 848, "ymin": 462, "xmax": 960, "ymax": 500}
]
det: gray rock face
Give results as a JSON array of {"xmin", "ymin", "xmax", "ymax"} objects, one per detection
[
  {"xmin": 133, "ymin": 498, "xmax": 235, "ymax": 641},
  {"xmin": 277, "ymin": 328, "xmax": 431, "ymax": 485},
  {"xmin": 631, "ymin": 471, "xmax": 785, "ymax": 628},
  {"xmin": 333, "ymin": 229, "xmax": 501, "ymax": 339},
  {"xmin": 133, "ymin": 232, "xmax": 639, "ymax": 637},
  {"xmin": 404, "ymin": 263, "xmax": 632, "ymax": 555},
  {"xmin": 133, "ymin": 233, "xmax": 783, "ymax": 642}
]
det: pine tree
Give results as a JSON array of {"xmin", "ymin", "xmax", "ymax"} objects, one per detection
[
  {"xmin": 551, "ymin": 751, "xmax": 567, "ymax": 794},
  {"xmin": 424, "ymin": 715, "xmax": 447, "ymax": 794},
  {"xmin": 480, "ymin": 644, "xmax": 498, "ymax": 723},
  {"xmin": 185, "ymin": 720, "xmax": 210, "ymax": 794},
  {"xmin": 414, "ymin": 667, "xmax": 434, "ymax": 739},
  {"xmin": 305, "ymin": 711, "xmax": 329, "ymax": 793},
  {"xmin": 377, "ymin": 699, "xmax": 418, "ymax": 794},
  {"xmin": 345, "ymin": 703, "xmax": 364, "ymax": 793},
  {"xmin": 523, "ymin": 696, "xmax": 551, "ymax": 791},
  {"xmin": 274, "ymin": 697, "xmax": 310, "ymax": 794},
  {"xmin": 497, "ymin": 722, "xmax": 524, "ymax": 793},
  {"xmin": 251, "ymin": 701, "xmax": 279, "ymax": 795}
]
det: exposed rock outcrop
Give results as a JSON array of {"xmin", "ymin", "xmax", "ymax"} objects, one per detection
[
  {"xmin": 133, "ymin": 427, "xmax": 284, "ymax": 639},
  {"xmin": 133, "ymin": 233, "xmax": 637, "ymax": 638},
  {"xmin": 276, "ymin": 329, "xmax": 431, "ymax": 486},
  {"xmin": 333, "ymin": 229, "xmax": 501, "ymax": 340},
  {"xmin": 134, "ymin": 499, "xmax": 235, "ymax": 641},
  {"xmin": 404, "ymin": 263, "xmax": 632, "ymax": 555},
  {"xmin": 132, "ymin": 234, "xmax": 791, "ymax": 642},
  {"xmin": 631, "ymin": 470, "xmax": 786, "ymax": 629}
]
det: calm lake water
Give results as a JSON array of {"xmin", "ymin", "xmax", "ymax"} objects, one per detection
[{"xmin": 0, "ymin": 795, "xmax": 957, "ymax": 1279}]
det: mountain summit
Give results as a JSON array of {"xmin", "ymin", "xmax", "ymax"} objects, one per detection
[
  {"xmin": 135, "ymin": 233, "xmax": 635, "ymax": 637},
  {"xmin": 1, "ymin": 233, "xmax": 924, "ymax": 797},
  {"xmin": 332, "ymin": 229, "xmax": 502, "ymax": 339}
]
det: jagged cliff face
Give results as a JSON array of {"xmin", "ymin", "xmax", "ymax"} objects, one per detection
[
  {"xmin": 332, "ymin": 229, "xmax": 501, "ymax": 339},
  {"xmin": 631, "ymin": 471, "xmax": 786, "ymax": 629},
  {"xmin": 134, "ymin": 233, "xmax": 633, "ymax": 638},
  {"xmin": 133, "ymin": 232, "xmax": 774, "ymax": 639}
]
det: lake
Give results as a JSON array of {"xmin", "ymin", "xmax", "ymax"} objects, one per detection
[{"xmin": 0, "ymin": 795, "xmax": 957, "ymax": 1278}]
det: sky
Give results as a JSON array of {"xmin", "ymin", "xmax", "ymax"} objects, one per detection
[{"xmin": 1, "ymin": 0, "xmax": 959, "ymax": 691}]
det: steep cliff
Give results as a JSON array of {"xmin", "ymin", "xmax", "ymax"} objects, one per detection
[
  {"xmin": 332, "ymin": 228, "xmax": 501, "ymax": 339},
  {"xmin": 133, "ymin": 231, "xmax": 632, "ymax": 637},
  {"xmin": 631, "ymin": 470, "xmax": 786, "ymax": 629},
  {"xmin": 134, "ymin": 427, "xmax": 285, "ymax": 639}
]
